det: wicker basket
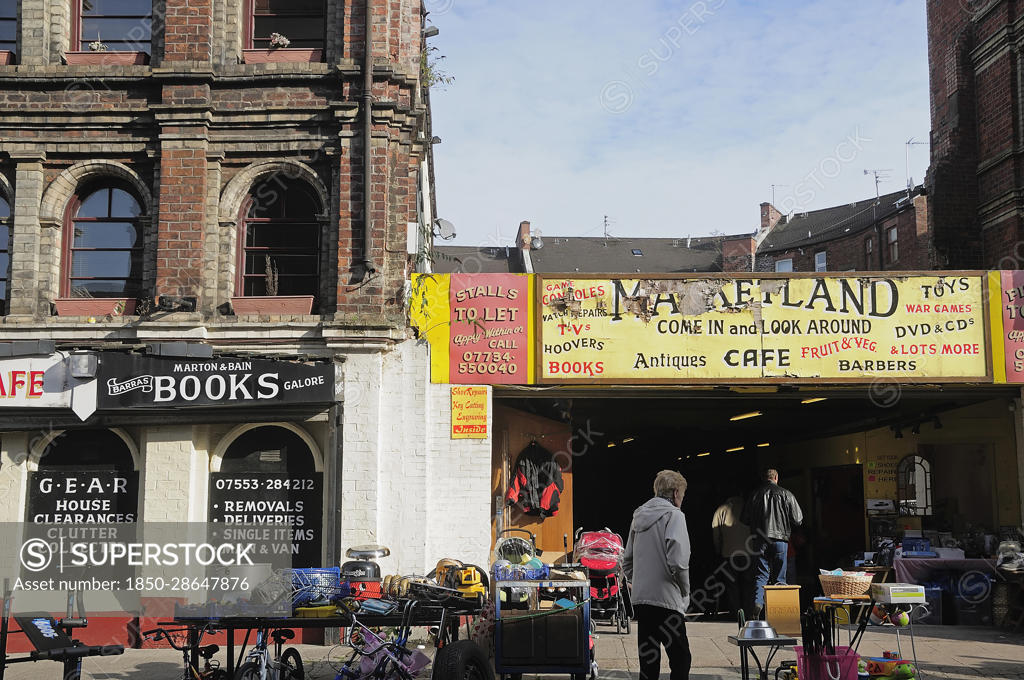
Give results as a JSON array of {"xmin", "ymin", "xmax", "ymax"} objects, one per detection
[{"xmin": 819, "ymin": 572, "xmax": 874, "ymax": 597}]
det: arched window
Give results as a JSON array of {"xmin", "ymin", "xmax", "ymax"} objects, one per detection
[
  {"xmin": 0, "ymin": 194, "xmax": 9, "ymax": 315},
  {"xmin": 220, "ymin": 425, "xmax": 316, "ymax": 475},
  {"xmin": 63, "ymin": 183, "xmax": 144, "ymax": 298},
  {"xmin": 247, "ymin": 0, "xmax": 325, "ymax": 50},
  {"xmin": 237, "ymin": 178, "xmax": 321, "ymax": 298}
]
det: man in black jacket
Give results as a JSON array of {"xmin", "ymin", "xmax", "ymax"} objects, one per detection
[{"xmin": 742, "ymin": 469, "xmax": 803, "ymax": 618}]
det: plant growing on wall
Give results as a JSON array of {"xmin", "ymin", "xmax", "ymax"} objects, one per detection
[{"xmin": 264, "ymin": 255, "xmax": 279, "ymax": 296}]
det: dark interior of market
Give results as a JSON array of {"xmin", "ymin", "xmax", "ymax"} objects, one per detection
[{"xmin": 494, "ymin": 388, "xmax": 1021, "ymax": 616}]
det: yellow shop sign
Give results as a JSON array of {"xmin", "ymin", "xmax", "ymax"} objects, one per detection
[{"xmin": 537, "ymin": 274, "xmax": 989, "ymax": 383}]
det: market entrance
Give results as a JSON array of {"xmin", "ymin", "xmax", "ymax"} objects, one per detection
[{"xmin": 492, "ymin": 388, "xmax": 1021, "ymax": 617}]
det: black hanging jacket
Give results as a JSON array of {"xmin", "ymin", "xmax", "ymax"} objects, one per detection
[{"xmin": 506, "ymin": 442, "xmax": 564, "ymax": 518}]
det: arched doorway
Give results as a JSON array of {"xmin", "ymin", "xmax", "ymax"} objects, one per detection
[
  {"xmin": 26, "ymin": 428, "xmax": 140, "ymax": 524},
  {"xmin": 210, "ymin": 425, "xmax": 323, "ymax": 567}
]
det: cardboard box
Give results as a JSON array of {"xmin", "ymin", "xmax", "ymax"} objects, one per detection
[
  {"xmin": 764, "ymin": 585, "xmax": 802, "ymax": 637},
  {"xmin": 870, "ymin": 583, "xmax": 925, "ymax": 604}
]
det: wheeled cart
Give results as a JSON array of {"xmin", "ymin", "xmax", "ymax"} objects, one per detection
[{"xmin": 493, "ymin": 577, "xmax": 593, "ymax": 680}]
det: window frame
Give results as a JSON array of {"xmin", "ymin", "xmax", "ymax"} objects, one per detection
[
  {"xmin": 244, "ymin": 0, "xmax": 326, "ymax": 50},
  {"xmin": 887, "ymin": 226, "xmax": 899, "ymax": 263},
  {"xmin": 235, "ymin": 180, "xmax": 323, "ymax": 299},
  {"xmin": 814, "ymin": 250, "xmax": 826, "ymax": 272},
  {"xmin": 60, "ymin": 182, "xmax": 145, "ymax": 299},
  {"xmin": 0, "ymin": 0, "xmax": 16, "ymax": 54},
  {"xmin": 0, "ymin": 194, "xmax": 9, "ymax": 315},
  {"xmin": 774, "ymin": 258, "xmax": 793, "ymax": 273},
  {"xmin": 72, "ymin": 0, "xmax": 154, "ymax": 54}
]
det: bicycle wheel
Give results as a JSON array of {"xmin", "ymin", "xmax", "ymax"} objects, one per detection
[
  {"xmin": 281, "ymin": 647, "xmax": 305, "ymax": 679},
  {"xmin": 207, "ymin": 670, "xmax": 230, "ymax": 680},
  {"xmin": 233, "ymin": 661, "xmax": 263, "ymax": 679}
]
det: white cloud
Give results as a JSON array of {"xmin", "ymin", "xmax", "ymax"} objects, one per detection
[{"xmin": 429, "ymin": 0, "xmax": 930, "ymax": 246}]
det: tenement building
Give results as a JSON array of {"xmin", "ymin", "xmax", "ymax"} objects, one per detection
[{"xmin": 0, "ymin": 0, "xmax": 490, "ymax": 644}]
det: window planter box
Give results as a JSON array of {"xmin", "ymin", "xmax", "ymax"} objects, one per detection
[
  {"xmin": 231, "ymin": 296, "xmax": 314, "ymax": 315},
  {"xmin": 54, "ymin": 298, "xmax": 137, "ymax": 317},
  {"xmin": 63, "ymin": 51, "xmax": 149, "ymax": 66},
  {"xmin": 242, "ymin": 48, "xmax": 323, "ymax": 64},
  {"xmin": 0, "ymin": 51, "xmax": 14, "ymax": 65}
]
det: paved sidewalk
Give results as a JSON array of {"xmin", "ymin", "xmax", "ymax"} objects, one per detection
[{"xmin": 2, "ymin": 622, "xmax": 1021, "ymax": 679}]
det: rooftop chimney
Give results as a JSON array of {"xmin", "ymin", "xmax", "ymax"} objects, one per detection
[
  {"xmin": 760, "ymin": 202, "xmax": 783, "ymax": 232},
  {"xmin": 517, "ymin": 220, "xmax": 532, "ymax": 250}
]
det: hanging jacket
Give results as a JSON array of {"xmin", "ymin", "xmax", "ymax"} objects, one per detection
[{"xmin": 506, "ymin": 442, "xmax": 563, "ymax": 517}]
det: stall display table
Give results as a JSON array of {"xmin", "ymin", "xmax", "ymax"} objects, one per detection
[
  {"xmin": 727, "ymin": 635, "xmax": 797, "ymax": 680},
  {"xmin": 893, "ymin": 558, "xmax": 996, "ymax": 584}
]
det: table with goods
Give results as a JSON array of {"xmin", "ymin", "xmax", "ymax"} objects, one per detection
[{"xmin": 164, "ymin": 545, "xmax": 495, "ymax": 680}]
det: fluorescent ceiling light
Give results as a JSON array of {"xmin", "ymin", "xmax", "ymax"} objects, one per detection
[
  {"xmin": 730, "ymin": 411, "xmax": 762, "ymax": 421},
  {"xmin": 622, "ymin": 437, "xmax": 634, "ymax": 443},
  {"xmin": 757, "ymin": 442, "xmax": 770, "ymax": 448},
  {"xmin": 726, "ymin": 446, "xmax": 744, "ymax": 453},
  {"xmin": 697, "ymin": 452, "xmax": 711, "ymax": 457},
  {"xmin": 801, "ymin": 397, "xmax": 827, "ymax": 404}
]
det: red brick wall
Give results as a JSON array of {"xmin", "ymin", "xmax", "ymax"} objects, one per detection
[
  {"xmin": 156, "ymin": 146, "xmax": 207, "ymax": 299},
  {"xmin": 164, "ymin": 0, "xmax": 213, "ymax": 62}
]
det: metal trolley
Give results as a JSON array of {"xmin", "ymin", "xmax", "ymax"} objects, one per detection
[{"xmin": 493, "ymin": 576, "xmax": 594, "ymax": 680}]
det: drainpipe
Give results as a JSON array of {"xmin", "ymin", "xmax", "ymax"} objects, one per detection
[{"xmin": 360, "ymin": 0, "xmax": 377, "ymax": 279}]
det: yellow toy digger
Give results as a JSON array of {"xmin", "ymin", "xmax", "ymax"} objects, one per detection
[{"xmin": 432, "ymin": 559, "xmax": 488, "ymax": 605}]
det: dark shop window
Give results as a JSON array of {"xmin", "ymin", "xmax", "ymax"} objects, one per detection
[
  {"xmin": 0, "ymin": 195, "xmax": 8, "ymax": 315},
  {"xmin": 221, "ymin": 426, "xmax": 316, "ymax": 475},
  {"xmin": 0, "ymin": 0, "xmax": 15, "ymax": 54},
  {"xmin": 63, "ymin": 184, "xmax": 144, "ymax": 298},
  {"xmin": 75, "ymin": 0, "xmax": 153, "ymax": 53},
  {"xmin": 248, "ymin": 0, "xmax": 325, "ymax": 49},
  {"xmin": 237, "ymin": 178, "xmax": 321, "ymax": 298},
  {"xmin": 37, "ymin": 429, "xmax": 135, "ymax": 469}
]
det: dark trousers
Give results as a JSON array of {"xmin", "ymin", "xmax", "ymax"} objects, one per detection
[
  {"xmin": 752, "ymin": 538, "xmax": 789, "ymax": 609},
  {"xmin": 635, "ymin": 604, "xmax": 691, "ymax": 680}
]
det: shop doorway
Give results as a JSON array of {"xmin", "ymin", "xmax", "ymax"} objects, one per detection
[
  {"xmin": 210, "ymin": 425, "xmax": 323, "ymax": 567},
  {"xmin": 493, "ymin": 405, "xmax": 573, "ymax": 557}
]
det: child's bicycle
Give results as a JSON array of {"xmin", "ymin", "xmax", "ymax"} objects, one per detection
[
  {"xmin": 333, "ymin": 600, "xmax": 491, "ymax": 680},
  {"xmin": 233, "ymin": 626, "xmax": 304, "ymax": 680},
  {"xmin": 143, "ymin": 624, "xmax": 228, "ymax": 680}
]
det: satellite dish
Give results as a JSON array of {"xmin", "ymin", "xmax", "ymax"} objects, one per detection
[{"xmin": 434, "ymin": 218, "xmax": 456, "ymax": 240}]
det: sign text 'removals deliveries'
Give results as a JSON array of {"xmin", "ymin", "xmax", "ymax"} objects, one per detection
[{"xmin": 538, "ymin": 275, "xmax": 989, "ymax": 382}]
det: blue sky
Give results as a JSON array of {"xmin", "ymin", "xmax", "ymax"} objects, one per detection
[{"xmin": 427, "ymin": 0, "xmax": 931, "ymax": 247}]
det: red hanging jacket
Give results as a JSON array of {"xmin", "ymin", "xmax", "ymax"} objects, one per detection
[{"xmin": 506, "ymin": 442, "xmax": 564, "ymax": 518}]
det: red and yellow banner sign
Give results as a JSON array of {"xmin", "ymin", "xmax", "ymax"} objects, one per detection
[
  {"xmin": 537, "ymin": 274, "xmax": 989, "ymax": 383},
  {"xmin": 991, "ymin": 270, "xmax": 1024, "ymax": 383},
  {"xmin": 451, "ymin": 385, "xmax": 488, "ymax": 439}
]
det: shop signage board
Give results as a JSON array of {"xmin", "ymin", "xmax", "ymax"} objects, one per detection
[
  {"xmin": 0, "ymin": 353, "xmax": 96, "ymax": 420},
  {"xmin": 448, "ymin": 273, "xmax": 530, "ymax": 384},
  {"xmin": 209, "ymin": 472, "xmax": 323, "ymax": 568},
  {"xmin": 537, "ymin": 274, "xmax": 990, "ymax": 383},
  {"xmin": 994, "ymin": 270, "xmax": 1024, "ymax": 382},
  {"xmin": 27, "ymin": 469, "xmax": 140, "ymax": 523},
  {"xmin": 451, "ymin": 385, "xmax": 488, "ymax": 438},
  {"xmin": 96, "ymin": 353, "xmax": 334, "ymax": 409}
]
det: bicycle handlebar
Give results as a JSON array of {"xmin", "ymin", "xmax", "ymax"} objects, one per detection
[{"xmin": 141, "ymin": 624, "xmax": 220, "ymax": 652}]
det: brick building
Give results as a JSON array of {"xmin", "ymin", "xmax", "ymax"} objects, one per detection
[
  {"xmin": 0, "ymin": 0, "xmax": 491, "ymax": 642},
  {"xmin": 926, "ymin": 0, "xmax": 1024, "ymax": 268},
  {"xmin": 755, "ymin": 187, "xmax": 932, "ymax": 273}
]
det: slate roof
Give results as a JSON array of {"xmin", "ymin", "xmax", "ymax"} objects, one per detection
[
  {"xmin": 527, "ymin": 235, "xmax": 745, "ymax": 273},
  {"xmin": 758, "ymin": 187, "xmax": 923, "ymax": 254},
  {"xmin": 430, "ymin": 245, "xmax": 520, "ymax": 273}
]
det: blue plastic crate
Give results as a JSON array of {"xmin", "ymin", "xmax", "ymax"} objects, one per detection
[
  {"xmin": 291, "ymin": 567, "xmax": 344, "ymax": 605},
  {"xmin": 494, "ymin": 564, "xmax": 549, "ymax": 581}
]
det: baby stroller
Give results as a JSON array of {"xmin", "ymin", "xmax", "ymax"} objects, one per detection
[{"xmin": 574, "ymin": 528, "xmax": 632, "ymax": 634}]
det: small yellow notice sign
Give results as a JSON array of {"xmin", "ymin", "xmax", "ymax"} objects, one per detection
[{"xmin": 451, "ymin": 385, "xmax": 488, "ymax": 439}]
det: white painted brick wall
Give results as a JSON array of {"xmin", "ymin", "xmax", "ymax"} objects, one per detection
[{"xmin": 339, "ymin": 339, "xmax": 493, "ymax": 575}]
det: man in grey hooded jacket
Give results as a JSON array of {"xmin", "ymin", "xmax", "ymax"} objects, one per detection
[{"xmin": 622, "ymin": 470, "xmax": 692, "ymax": 680}]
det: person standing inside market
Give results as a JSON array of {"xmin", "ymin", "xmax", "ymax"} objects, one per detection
[
  {"xmin": 712, "ymin": 493, "xmax": 752, "ymax": 618},
  {"xmin": 742, "ymin": 468, "xmax": 804, "ymax": 619},
  {"xmin": 622, "ymin": 470, "xmax": 692, "ymax": 680}
]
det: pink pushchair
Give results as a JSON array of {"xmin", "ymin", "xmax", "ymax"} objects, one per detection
[{"xmin": 574, "ymin": 528, "xmax": 632, "ymax": 634}]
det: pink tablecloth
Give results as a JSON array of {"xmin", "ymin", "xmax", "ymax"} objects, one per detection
[{"xmin": 893, "ymin": 557, "xmax": 997, "ymax": 583}]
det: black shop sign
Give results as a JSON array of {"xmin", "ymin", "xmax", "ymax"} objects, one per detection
[
  {"xmin": 209, "ymin": 472, "xmax": 323, "ymax": 568},
  {"xmin": 27, "ymin": 469, "xmax": 139, "ymax": 523},
  {"xmin": 97, "ymin": 354, "xmax": 334, "ymax": 409}
]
